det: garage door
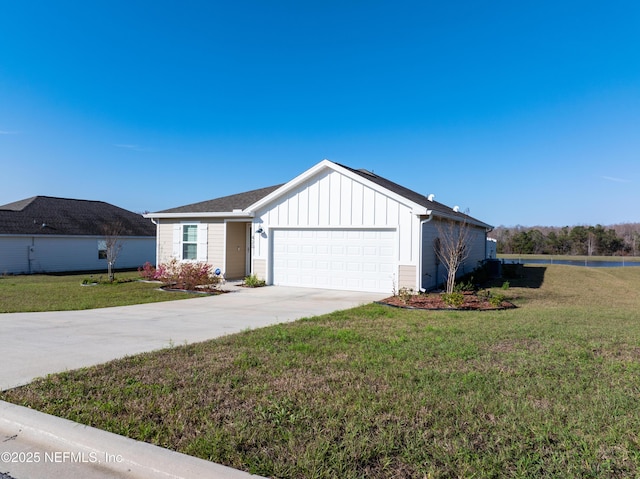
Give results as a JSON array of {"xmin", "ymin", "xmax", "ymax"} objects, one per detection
[{"xmin": 272, "ymin": 228, "xmax": 396, "ymax": 293}]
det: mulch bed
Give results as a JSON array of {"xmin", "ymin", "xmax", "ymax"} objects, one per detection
[
  {"xmin": 379, "ymin": 292, "xmax": 516, "ymax": 311},
  {"xmin": 160, "ymin": 285, "xmax": 229, "ymax": 295}
]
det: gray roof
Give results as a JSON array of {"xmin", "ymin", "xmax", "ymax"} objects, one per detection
[
  {"xmin": 0, "ymin": 196, "xmax": 156, "ymax": 236},
  {"xmin": 336, "ymin": 163, "xmax": 490, "ymax": 227},
  {"xmin": 157, "ymin": 185, "xmax": 283, "ymax": 214},
  {"xmin": 155, "ymin": 163, "xmax": 491, "ymax": 229}
]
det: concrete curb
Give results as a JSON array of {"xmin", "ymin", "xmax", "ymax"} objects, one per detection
[{"xmin": 0, "ymin": 400, "xmax": 267, "ymax": 479}]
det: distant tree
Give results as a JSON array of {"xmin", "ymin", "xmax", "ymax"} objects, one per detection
[
  {"xmin": 492, "ymin": 223, "xmax": 633, "ymax": 257},
  {"xmin": 569, "ymin": 226, "xmax": 588, "ymax": 255},
  {"xmin": 434, "ymin": 216, "xmax": 471, "ymax": 294},
  {"xmin": 510, "ymin": 229, "xmax": 545, "ymax": 254},
  {"xmin": 101, "ymin": 222, "xmax": 124, "ymax": 282},
  {"xmin": 556, "ymin": 227, "xmax": 573, "ymax": 255},
  {"xmin": 592, "ymin": 225, "xmax": 624, "ymax": 255},
  {"xmin": 494, "ymin": 228, "xmax": 512, "ymax": 254}
]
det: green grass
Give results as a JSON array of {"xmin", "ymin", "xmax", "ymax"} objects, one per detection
[
  {"xmin": 0, "ymin": 271, "xmax": 195, "ymax": 312},
  {"xmin": 499, "ymin": 253, "xmax": 640, "ymax": 263},
  {"xmin": 3, "ymin": 265, "xmax": 640, "ymax": 478}
]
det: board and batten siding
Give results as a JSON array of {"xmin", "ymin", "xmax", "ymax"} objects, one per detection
[
  {"xmin": 0, "ymin": 235, "xmax": 155, "ymax": 274},
  {"xmin": 252, "ymin": 168, "xmax": 418, "ymax": 285}
]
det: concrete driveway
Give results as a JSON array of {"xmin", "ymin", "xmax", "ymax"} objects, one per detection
[
  {"xmin": 1, "ymin": 285, "xmax": 385, "ymax": 391},
  {"xmin": 0, "ymin": 285, "xmax": 384, "ymax": 479}
]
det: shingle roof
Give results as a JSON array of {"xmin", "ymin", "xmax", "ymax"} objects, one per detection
[
  {"xmin": 335, "ymin": 163, "xmax": 491, "ymax": 227},
  {"xmin": 0, "ymin": 196, "xmax": 156, "ymax": 236},
  {"xmin": 154, "ymin": 162, "xmax": 491, "ymax": 229},
  {"xmin": 157, "ymin": 185, "xmax": 283, "ymax": 214}
]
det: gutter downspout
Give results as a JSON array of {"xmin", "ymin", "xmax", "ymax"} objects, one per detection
[{"xmin": 418, "ymin": 212, "xmax": 434, "ymax": 292}]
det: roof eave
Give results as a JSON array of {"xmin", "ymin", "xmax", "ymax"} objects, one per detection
[
  {"xmin": 429, "ymin": 210, "xmax": 493, "ymax": 229},
  {"xmin": 144, "ymin": 211, "xmax": 254, "ymax": 219}
]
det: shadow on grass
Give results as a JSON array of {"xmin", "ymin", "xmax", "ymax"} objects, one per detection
[{"xmin": 486, "ymin": 265, "xmax": 546, "ymax": 289}]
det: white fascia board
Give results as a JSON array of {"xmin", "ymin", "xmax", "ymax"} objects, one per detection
[
  {"xmin": 429, "ymin": 210, "xmax": 493, "ymax": 230},
  {"xmin": 143, "ymin": 212, "xmax": 254, "ymax": 219},
  {"xmin": 245, "ymin": 159, "xmax": 429, "ymax": 215}
]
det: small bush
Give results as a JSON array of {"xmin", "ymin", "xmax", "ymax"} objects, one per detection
[
  {"xmin": 154, "ymin": 259, "xmax": 221, "ymax": 291},
  {"xmin": 138, "ymin": 262, "xmax": 157, "ymax": 281},
  {"xmin": 243, "ymin": 274, "xmax": 266, "ymax": 288},
  {"xmin": 397, "ymin": 287, "xmax": 414, "ymax": 304},
  {"xmin": 502, "ymin": 280, "xmax": 510, "ymax": 290},
  {"xmin": 454, "ymin": 277, "xmax": 475, "ymax": 293},
  {"xmin": 442, "ymin": 292, "xmax": 465, "ymax": 308},
  {"xmin": 489, "ymin": 293, "xmax": 506, "ymax": 308}
]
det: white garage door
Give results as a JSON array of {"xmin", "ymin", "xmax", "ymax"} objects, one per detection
[{"xmin": 272, "ymin": 228, "xmax": 396, "ymax": 293}]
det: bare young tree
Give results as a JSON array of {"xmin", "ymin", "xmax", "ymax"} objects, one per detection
[
  {"xmin": 586, "ymin": 231, "xmax": 597, "ymax": 257},
  {"xmin": 101, "ymin": 222, "xmax": 124, "ymax": 282},
  {"xmin": 433, "ymin": 217, "xmax": 471, "ymax": 294}
]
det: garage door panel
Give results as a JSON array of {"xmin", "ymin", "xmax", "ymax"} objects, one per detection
[
  {"xmin": 380, "ymin": 246, "xmax": 394, "ymax": 256},
  {"xmin": 272, "ymin": 228, "xmax": 396, "ymax": 293}
]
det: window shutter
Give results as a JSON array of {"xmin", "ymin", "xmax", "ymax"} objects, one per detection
[
  {"xmin": 172, "ymin": 225, "xmax": 182, "ymax": 259},
  {"xmin": 197, "ymin": 224, "xmax": 208, "ymax": 261}
]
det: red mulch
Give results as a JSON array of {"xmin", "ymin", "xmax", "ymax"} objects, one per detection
[{"xmin": 379, "ymin": 292, "xmax": 516, "ymax": 310}]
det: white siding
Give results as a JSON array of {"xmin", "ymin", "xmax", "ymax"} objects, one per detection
[
  {"xmin": 0, "ymin": 237, "xmax": 31, "ymax": 274},
  {"xmin": 0, "ymin": 235, "xmax": 155, "ymax": 274},
  {"xmin": 253, "ymin": 168, "xmax": 418, "ymax": 289}
]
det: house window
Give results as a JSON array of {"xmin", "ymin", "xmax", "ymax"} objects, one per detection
[
  {"xmin": 98, "ymin": 240, "xmax": 107, "ymax": 259},
  {"xmin": 174, "ymin": 223, "xmax": 207, "ymax": 261},
  {"xmin": 182, "ymin": 224, "xmax": 198, "ymax": 260}
]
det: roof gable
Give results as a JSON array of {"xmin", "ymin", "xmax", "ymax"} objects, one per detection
[
  {"xmin": 0, "ymin": 196, "xmax": 156, "ymax": 236},
  {"xmin": 149, "ymin": 160, "xmax": 491, "ymax": 229}
]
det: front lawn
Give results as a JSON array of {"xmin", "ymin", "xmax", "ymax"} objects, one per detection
[
  {"xmin": 3, "ymin": 265, "xmax": 640, "ymax": 478},
  {"xmin": 0, "ymin": 271, "xmax": 195, "ymax": 312}
]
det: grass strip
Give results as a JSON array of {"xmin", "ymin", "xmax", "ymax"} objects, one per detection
[{"xmin": 0, "ymin": 271, "xmax": 195, "ymax": 312}]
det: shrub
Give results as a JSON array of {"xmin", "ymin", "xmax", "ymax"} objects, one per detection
[
  {"xmin": 442, "ymin": 292, "xmax": 465, "ymax": 308},
  {"xmin": 502, "ymin": 280, "xmax": 510, "ymax": 290},
  {"xmin": 489, "ymin": 293, "xmax": 506, "ymax": 308},
  {"xmin": 454, "ymin": 277, "xmax": 475, "ymax": 293},
  {"xmin": 154, "ymin": 259, "xmax": 221, "ymax": 291},
  {"xmin": 138, "ymin": 262, "xmax": 157, "ymax": 281},
  {"xmin": 397, "ymin": 287, "xmax": 414, "ymax": 304},
  {"xmin": 243, "ymin": 274, "xmax": 266, "ymax": 288}
]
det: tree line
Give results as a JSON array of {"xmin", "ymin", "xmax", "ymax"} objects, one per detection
[{"xmin": 492, "ymin": 223, "xmax": 640, "ymax": 256}]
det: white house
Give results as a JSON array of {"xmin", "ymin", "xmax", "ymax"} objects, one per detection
[
  {"xmin": 145, "ymin": 160, "xmax": 493, "ymax": 293},
  {"xmin": 0, "ymin": 196, "xmax": 156, "ymax": 275}
]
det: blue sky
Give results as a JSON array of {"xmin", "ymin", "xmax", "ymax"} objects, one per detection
[{"xmin": 1, "ymin": 1, "xmax": 639, "ymax": 227}]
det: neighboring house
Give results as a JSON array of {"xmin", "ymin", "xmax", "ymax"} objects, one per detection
[
  {"xmin": 0, "ymin": 196, "xmax": 156, "ymax": 274},
  {"xmin": 145, "ymin": 160, "xmax": 493, "ymax": 293}
]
